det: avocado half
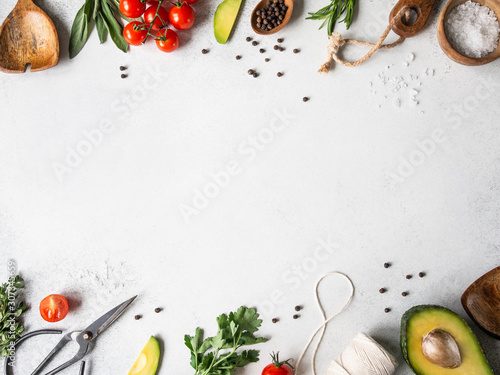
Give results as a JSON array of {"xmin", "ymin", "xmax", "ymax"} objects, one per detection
[
  {"xmin": 401, "ymin": 305, "xmax": 494, "ymax": 375},
  {"xmin": 128, "ymin": 336, "xmax": 160, "ymax": 375}
]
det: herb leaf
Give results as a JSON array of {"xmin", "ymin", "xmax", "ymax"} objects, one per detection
[
  {"xmin": 100, "ymin": 0, "xmax": 128, "ymax": 53},
  {"xmin": 306, "ymin": 0, "xmax": 356, "ymax": 35},
  {"xmin": 69, "ymin": 0, "xmax": 95, "ymax": 59},
  {"xmin": 96, "ymin": 13, "xmax": 108, "ymax": 43},
  {"xmin": 0, "ymin": 275, "xmax": 27, "ymax": 358},
  {"xmin": 185, "ymin": 306, "xmax": 268, "ymax": 375}
]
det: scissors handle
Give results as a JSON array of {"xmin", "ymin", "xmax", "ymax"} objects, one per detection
[{"xmin": 31, "ymin": 332, "xmax": 89, "ymax": 375}]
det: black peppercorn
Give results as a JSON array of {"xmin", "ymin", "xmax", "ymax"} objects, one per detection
[
  {"xmin": 402, "ymin": 292, "xmax": 408, "ymax": 297},
  {"xmin": 295, "ymin": 305, "xmax": 301, "ymax": 311},
  {"xmin": 419, "ymin": 272, "xmax": 426, "ymax": 278},
  {"xmin": 293, "ymin": 49, "xmax": 300, "ymax": 53},
  {"xmin": 302, "ymin": 97, "xmax": 309, "ymax": 102},
  {"xmin": 277, "ymin": 38, "xmax": 284, "ymax": 43},
  {"xmin": 252, "ymin": 41, "xmax": 258, "ymax": 46},
  {"xmin": 277, "ymin": 72, "xmax": 283, "ymax": 77},
  {"xmin": 246, "ymin": 36, "xmax": 252, "ymax": 42},
  {"xmin": 134, "ymin": 315, "xmax": 141, "ymax": 320},
  {"xmin": 384, "ymin": 262, "xmax": 391, "ymax": 268},
  {"xmin": 252, "ymin": 72, "xmax": 258, "ymax": 78},
  {"xmin": 154, "ymin": 308, "xmax": 161, "ymax": 313},
  {"xmin": 235, "ymin": 55, "xmax": 241, "ymax": 60},
  {"xmin": 384, "ymin": 308, "xmax": 391, "ymax": 313},
  {"xmin": 293, "ymin": 314, "xmax": 299, "ymax": 319},
  {"xmin": 247, "ymin": 69, "xmax": 254, "ymax": 75},
  {"xmin": 202, "ymin": 49, "xmax": 208, "ymax": 54},
  {"xmin": 265, "ymin": 58, "xmax": 270, "ymax": 62},
  {"xmin": 379, "ymin": 288, "xmax": 386, "ymax": 293},
  {"xmin": 272, "ymin": 318, "xmax": 278, "ymax": 323},
  {"xmin": 119, "ymin": 66, "xmax": 126, "ymax": 71},
  {"xmin": 259, "ymin": 48, "xmax": 265, "ymax": 53},
  {"xmin": 406, "ymin": 275, "xmax": 412, "ymax": 279}
]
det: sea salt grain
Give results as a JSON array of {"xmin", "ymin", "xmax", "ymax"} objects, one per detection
[{"xmin": 445, "ymin": 0, "xmax": 500, "ymax": 58}]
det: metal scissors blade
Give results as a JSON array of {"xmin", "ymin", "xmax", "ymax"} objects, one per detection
[{"xmin": 79, "ymin": 295, "xmax": 137, "ymax": 341}]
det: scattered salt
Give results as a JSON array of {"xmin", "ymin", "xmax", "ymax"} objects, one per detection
[
  {"xmin": 406, "ymin": 53, "xmax": 415, "ymax": 62},
  {"xmin": 402, "ymin": 61, "xmax": 409, "ymax": 68},
  {"xmin": 445, "ymin": 0, "xmax": 499, "ymax": 58},
  {"xmin": 393, "ymin": 98, "xmax": 401, "ymax": 108}
]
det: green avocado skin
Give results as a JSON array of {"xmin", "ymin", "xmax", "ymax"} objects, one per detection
[
  {"xmin": 214, "ymin": 0, "xmax": 243, "ymax": 44},
  {"xmin": 400, "ymin": 305, "xmax": 494, "ymax": 375}
]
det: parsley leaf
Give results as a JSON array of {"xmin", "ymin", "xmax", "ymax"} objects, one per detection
[{"xmin": 185, "ymin": 306, "xmax": 269, "ymax": 375}]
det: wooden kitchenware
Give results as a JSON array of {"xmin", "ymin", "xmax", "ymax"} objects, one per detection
[
  {"xmin": 390, "ymin": 0, "xmax": 437, "ymax": 38},
  {"xmin": 251, "ymin": 0, "xmax": 293, "ymax": 36},
  {"xmin": 437, "ymin": 0, "xmax": 500, "ymax": 65},
  {"xmin": 0, "ymin": 0, "xmax": 59, "ymax": 73},
  {"xmin": 462, "ymin": 266, "xmax": 500, "ymax": 339}
]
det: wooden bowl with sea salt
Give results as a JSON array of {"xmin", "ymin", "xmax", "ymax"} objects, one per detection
[{"xmin": 437, "ymin": 0, "xmax": 500, "ymax": 65}]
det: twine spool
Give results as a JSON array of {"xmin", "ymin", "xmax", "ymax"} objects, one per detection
[
  {"xmin": 294, "ymin": 272, "xmax": 398, "ymax": 375},
  {"xmin": 326, "ymin": 332, "xmax": 398, "ymax": 375}
]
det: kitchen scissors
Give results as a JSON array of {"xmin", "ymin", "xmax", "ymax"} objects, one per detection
[{"xmin": 4, "ymin": 296, "xmax": 136, "ymax": 375}]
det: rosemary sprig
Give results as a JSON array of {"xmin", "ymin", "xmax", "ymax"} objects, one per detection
[{"xmin": 306, "ymin": 0, "xmax": 356, "ymax": 36}]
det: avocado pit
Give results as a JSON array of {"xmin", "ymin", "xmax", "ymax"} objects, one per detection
[{"xmin": 422, "ymin": 329, "xmax": 462, "ymax": 369}]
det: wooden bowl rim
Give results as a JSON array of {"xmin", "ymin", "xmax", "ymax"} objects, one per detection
[
  {"xmin": 251, "ymin": 0, "xmax": 293, "ymax": 36},
  {"xmin": 437, "ymin": 0, "xmax": 500, "ymax": 65}
]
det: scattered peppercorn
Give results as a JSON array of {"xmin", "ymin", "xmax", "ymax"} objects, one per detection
[
  {"xmin": 252, "ymin": 41, "xmax": 258, "ymax": 46},
  {"xmin": 384, "ymin": 262, "xmax": 391, "ymax": 268},
  {"xmin": 277, "ymin": 72, "xmax": 283, "ymax": 77},
  {"xmin": 277, "ymin": 38, "xmax": 284, "ymax": 43},
  {"xmin": 253, "ymin": 72, "xmax": 259, "ymax": 78},
  {"xmin": 154, "ymin": 308, "xmax": 161, "ymax": 313},
  {"xmin": 295, "ymin": 305, "xmax": 301, "ymax": 311},
  {"xmin": 302, "ymin": 97, "xmax": 309, "ymax": 102},
  {"xmin": 119, "ymin": 66, "xmax": 126, "ymax": 71},
  {"xmin": 293, "ymin": 314, "xmax": 300, "ymax": 319},
  {"xmin": 235, "ymin": 55, "xmax": 241, "ymax": 60},
  {"xmin": 259, "ymin": 48, "xmax": 265, "ymax": 53},
  {"xmin": 384, "ymin": 308, "xmax": 391, "ymax": 313},
  {"xmin": 274, "ymin": 45, "xmax": 279, "ymax": 50},
  {"xmin": 406, "ymin": 274, "xmax": 412, "ymax": 279},
  {"xmin": 247, "ymin": 69, "xmax": 254, "ymax": 75},
  {"xmin": 134, "ymin": 315, "xmax": 141, "ymax": 320},
  {"xmin": 265, "ymin": 58, "xmax": 270, "ymax": 62},
  {"xmin": 293, "ymin": 49, "xmax": 300, "ymax": 53},
  {"xmin": 379, "ymin": 288, "xmax": 386, "ymax": 293},
  {"xmin": 246, "ymin": 36, "xmax": 252, "ymax": 42},
  {"xmin": 202, "ymin": 49, "xmax": 208, "ymax": 54},
  {"xmin": 278, "ymin": 46, "xmax": 285, "ymax": 51},
  {"xmin": 419, "ymin": 272, "xmax": 426, "ymax": 278},
  {"xmin": 272, "ymin": 318, "xmax": 278, "ymax": 323},
  {"xmin": 121, "ymin": 74, "xmax": 127, "ymax": 79},
  {"xmin": 402, "ymin": 292, "xmax": 408, "ymax": 297}
]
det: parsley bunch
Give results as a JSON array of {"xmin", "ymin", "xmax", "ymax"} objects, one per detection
[
  {"xmin": 185, "ymin": 306, "xmax": 268, "ymax": 375},
  {"xmin": 1, "ymin": 275, "xmax": 27, "ymax": 357}
]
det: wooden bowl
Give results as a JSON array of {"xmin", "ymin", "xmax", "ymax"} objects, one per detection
[
  {"xmin": 462, "ymin": 266, "xmax": 500, "ymax": 339},
  {"xmin": 437, "ymin": 0, "xmax": 500, "ymax": 66},
  {"xmin": 251, "ymin": 0, "xmax": 293, "ymax": 36}
]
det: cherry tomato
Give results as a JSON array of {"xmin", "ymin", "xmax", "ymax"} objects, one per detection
[
  {"xmin": 156, "ymin": 29, "xmax": 179, "ymax": 52},
  {"xmin": 144, "ymin": 5, "xmax": 169, "ymax": 30},
  {"xmin": 119, "ymin": 0, "xmax": 146, "ymax": 18},
  {"xmin": 123, "ymin": 21, "xmax": 148, "ymax": 45},
  {"xmin": 39, "ymin": 294, "xmax": 69, "ymax": 323},
  {"xmin": 169, "ymin": 2, "xmax": 195, "ymax": 30},
  {"xmin": 262, "ymin": 353, "xmax": 294, "ymax": 375}
]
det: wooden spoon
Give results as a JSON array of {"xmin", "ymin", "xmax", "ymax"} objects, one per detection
[
  {"xmin": 390, "ymin": 0, "xmax": 437, "ymax": 38},
  {"xmin": 251, "ymin": 0, "xmax": 293, "ymax": 36},
  {"xmin": 462, "ymin": 266, "xmax": 500, "ymax": 339},
  {"xmin": 0, "ymin": 0, "xmax": 59, "ymax": 73},
  {"xmin": 437, "ymin": 0, "xmax": 500, "ymax": 66}
]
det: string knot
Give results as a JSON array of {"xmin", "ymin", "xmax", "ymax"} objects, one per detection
[{"xmin": 319, "ymin": 33, "xmax": 346, "ymax": 74}]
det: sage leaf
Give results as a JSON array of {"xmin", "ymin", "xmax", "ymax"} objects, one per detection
[
  {"xmin": 69, "ymin": 0, "xmax": 95, "ymax": 59},
  {"xmin": 101, "ymin": 0, "xmax": 128, "ymax": 53},
  {"xmin": 96, "ymin": 13, "xmax": 108, "ymax": 43}
]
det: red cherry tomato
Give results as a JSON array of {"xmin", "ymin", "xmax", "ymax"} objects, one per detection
[
  {"xmin": 169, "ymin": 2, "xmax": 195, "ymax": 30},
  {"xmin": 123, "ymin": 21, "xmax": 148, "ymax": 45},
  {"xmin": 119, "ymin": 0, "xmax": 146, "ymax": 18},
  {"xmin": 156, "ymin": 29, "xmax": 179, "ymax": 52},
  {"xmin": 262, "ymin": 353, "xmax": 294, "ymax": 375},
  {"xmin": 144, "ymin": 5, "xmax": 169, "ymax": 30},
  {"xmin": 39, "ymin": 294, "xmax": 69, "ymax": 323}
]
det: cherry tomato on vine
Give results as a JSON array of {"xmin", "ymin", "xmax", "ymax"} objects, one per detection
[
  {"xmin": 39, "ymin": 294, "xmax": 69, "ymax": 323},
  {"xmin": 119, "ymin": 0, "xmax": 146, "ymax": 18},
  {"xmin": 123, "ymin": 21, "xmax": 148, "ymax": 45},
  {"xmin": 169, "ymin": 2, "xmax": 195, "ymax": 30},
  {"xmin": 144, "ymin": 5, "xmax": 169, "ymax": 30},
  {"xmin": 262, "ymin": 352, "xmax": 294, "ymax": 375},
  {"xmin": 156, "ymin": 29, "xmax": 179, "ymax": 52}
]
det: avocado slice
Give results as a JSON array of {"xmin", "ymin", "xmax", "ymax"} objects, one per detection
[
  {"xmin": 401, "ymin": 305, "xmax": 494, "ymax": 375},
  {"xmin": 214, "ymin": 0, "xmax": 243, "ymax": 44},
  {"xmin": 128, "ymin": 336, "xmax": 160, "ymax": 375}
]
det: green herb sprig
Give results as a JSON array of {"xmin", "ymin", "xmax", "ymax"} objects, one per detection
[
  {"xmin": 69, "ymin": 0, "xmax": 141, "ymax": 59},
  {"xmin": 306, "ymin": 0, "xmax": 356, "ymax": 36},
  {"xmin": 0, "ymin": 275, "xmax": 27, "ymax": 358},
  {"xmin": 185, "ymin": 306, "xmax": 268, "ymax": 375}
]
